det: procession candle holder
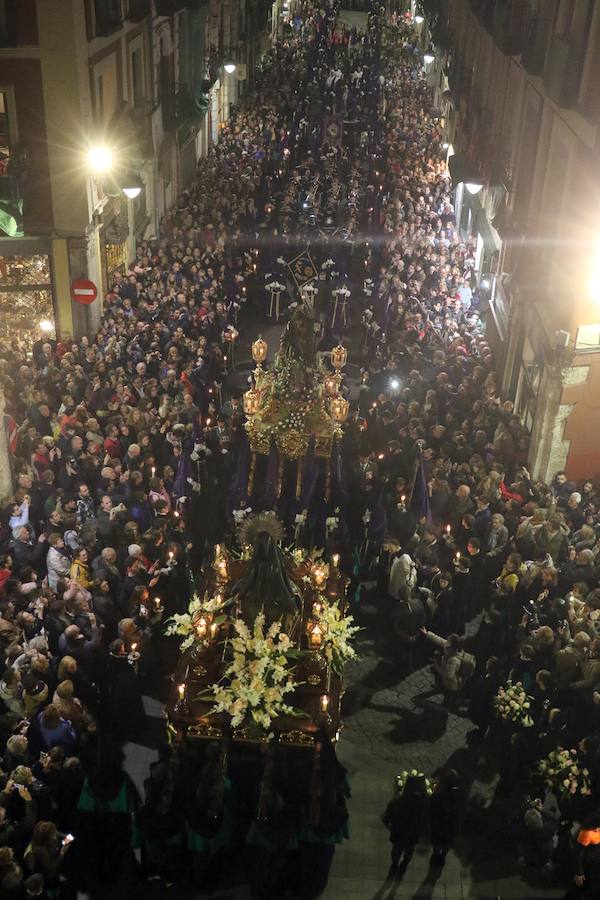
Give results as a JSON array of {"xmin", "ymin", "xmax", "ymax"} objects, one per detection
[
  {"xmin": 252, "ymin": 336, "xmax": 268, "ymax": 374},
  {"xmin": 312, "ymin": 563, "xmax": 329, "ymax": 591},
  {"xmin": 175, "ymin": 682, "xmax": 190, "ymax": 715},
  {"xmin": 243, "ymin": 388, "xmax": 260, "ymax": 416},
  {"xmin": 196, "ymin": 616, "xmax": 209, "ymax": 640},
  {"xmin": 309, "ymin": 623, "xmax": 324, "ymax": 649},
  {"xmin": 154, "ymin": 597, "xmax": 164, "ymax": 614},
  {"xmin": 319, "ymin": 693, "xmax": 332, "ymax": 725},
  {"xmin": 324, "ymin": 374, "xmax": 338, "ymax": 397},
  {"xmin": 128, "ymin": 642, "xmax": 140, "ymax": 664},
  {"xmin": 330, "ymin": 396, "xmax": 349, "ymax": 423},
  {"xmin": 330, "ymin": 344, "xmax": 347, "ymax": 370}
]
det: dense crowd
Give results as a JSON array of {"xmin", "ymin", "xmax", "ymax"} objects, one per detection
[{"xmin": 0, "ymin": 1, "xmax": 598, "ymax": 898}]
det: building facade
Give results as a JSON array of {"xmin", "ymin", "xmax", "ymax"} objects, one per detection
[
  {"xmin": 0, "ymin": 0, "xmax": 270, "ymax": 344},
  {"xmin": 422, "ymin": 0, "xmax": 600, "ymax": 482}
]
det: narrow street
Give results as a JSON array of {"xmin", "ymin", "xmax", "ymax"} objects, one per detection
[{"xmin": 121, "ymin": 7, "xmax": 567, "ymax": 899}]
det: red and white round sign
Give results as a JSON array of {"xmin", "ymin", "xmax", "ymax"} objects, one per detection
[{"xmin": 71, "ymin": 278, "xmax": 98, "ymax": 305}]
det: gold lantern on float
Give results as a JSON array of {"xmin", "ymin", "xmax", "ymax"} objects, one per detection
[
  {"xmin": 324, "ymin": 374, "xmax": 338, "ymax": 397},
  {"xmin": 243, "ymin": 388, "xmax": 260, "ymax": 415},
  {"xmin": 252, "ymin": 336, "xmax": 268, "ymax": 365},
  {"xmin": 330, "ymin": 396, "xmax": 349, "ymax": 423},
  {"xmin": 330, "ymin": 345, "xmax": 347, "ymax": 370}
]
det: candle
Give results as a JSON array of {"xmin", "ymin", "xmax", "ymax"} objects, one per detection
[
  {"xmin": 446, "ymin": 524, "xmax": 451, "ymax": 535},
  {"xmin": 332, "ymin": 554, "xmax": 340, "ymax": 570},
  {"xmin": 378, "ymin": 452, "xmax": 385, "ymax": 460},
  {"xmin": 196, "ymin": 616, "xmax": 208, "ymax": 639},
  {"xmin": 210, "ymin": 622, "xmax": 219, "ymax": 639},
  {"xmin": 313, "ymin": 601, "xmax": 323, "ymax": 615},
  {"xmin": 174, "ymin": 509, "xmax": 179, "ymax": 518},
  {"xmin": 400, "ymin": 495, "xmax": 406, "ymax": 503},
  {"xmin": 310, "ymin": 625, "xmax": 323, "ymax": 648},
  {"xmin": 130, "ymin": 642, "xmax": 137, "ymax": 655},
  {"xmin": 320, "ymin": 694, "xmax": 329, "ymax": 713},
  {"xmin": 169, "ymin": 551, "xmax": 174, "ymax": 561},
  {"xmin": 313, "ymin": 565, "xmax": 326, "ymax": 588},
  {"xmin": 177, "ymin": 683, "xmax": 185, "ymax": 701},
  {"xmin": 154, "ymin": 597, "xmax": 161, "ymax": 610},
  {"xmin": 456, "ymin": 551, "xmax": 461, "ymax": 561},
  {"xmin": 151, "ymin": 466, "xmax": 155, "ymax": 478},
  {"xmin": 206, "ymin": 417, "xmax": 212, "ymax": 426}
]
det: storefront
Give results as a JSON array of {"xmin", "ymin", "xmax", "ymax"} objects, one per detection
[
  {"xmin": 0, "ymin": 237, "xmax": 55, "ymax": 345},
  {"xmin": 101, "ymin": 204, "xmax": 129, "ymax": 294}
]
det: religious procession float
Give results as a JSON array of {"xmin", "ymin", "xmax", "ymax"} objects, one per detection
[{"xmin": 166, "ymin": 299, "xmax": 357, "ymax": 752}]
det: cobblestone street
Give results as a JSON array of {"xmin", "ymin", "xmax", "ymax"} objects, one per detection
[{"xmin": 319, "ymin": 594, "xmax": 565, "ymax": 900}]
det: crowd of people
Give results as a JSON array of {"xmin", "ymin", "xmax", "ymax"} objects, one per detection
[{"xmin": 0, "ymin": 0, "xmax": 598, "ymax": 897}]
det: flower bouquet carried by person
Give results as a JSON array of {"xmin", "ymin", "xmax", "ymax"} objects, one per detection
[
  {"xmin": 396, "ymin": 769, "xmax": 435, "ymax": 796},
  {"xmin": 538, "ymin": 748, "xmax": 592, "ymax": 799},
  {"xmin": 493, "ymin": 680, "xmax": 534, "ymax": 728}
]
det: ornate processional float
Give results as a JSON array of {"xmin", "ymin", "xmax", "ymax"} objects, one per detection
[
  {"xmin": 242, "ymin": 295, "xmax": 349, "ymax": 504},
  {"xmin": 165, "ymin": 513, "xmax": 358, "ymax": 749}
]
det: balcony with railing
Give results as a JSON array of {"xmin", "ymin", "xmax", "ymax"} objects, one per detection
[
  {"xmin": 544, "ymin": 33, "xmax": 585, "ymax": 108},
  {"xmin": 493, "ymin": 0, "xmax": 527, "ymax": 55}
]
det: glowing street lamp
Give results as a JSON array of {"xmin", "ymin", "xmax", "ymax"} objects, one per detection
[
  {"xmin": 121, "ymin": 172, "xmax": 143, "ymax": 199},
  {"xmin": 87, "ymin": 145, "xmax": 114, "ymax": 173},
  {"xmin": 223, "ymin": 60, "xmax": 237, "ymax": 75}
]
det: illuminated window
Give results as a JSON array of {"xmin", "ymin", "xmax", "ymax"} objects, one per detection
[{"xmin": 576, "ymin": 324, "xmax": 600, "ymax": 350}]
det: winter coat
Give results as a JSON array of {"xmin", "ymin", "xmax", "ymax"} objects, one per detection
[{"xmin": 46, "ymin": 547, "xmax": 70, "ymax": 590}]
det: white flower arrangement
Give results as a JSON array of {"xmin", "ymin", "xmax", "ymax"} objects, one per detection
[
  {"xmin": 164, "ymin": 593, "xmax": 228, "ymax": 652},
  {"xmin": 325, "ymin": 516, "xmax": 339, "ymax": 532},
  {"xmin": 396, "ymin": 770, "xmax": 434, "ymax": 796},
  {"xmin": 291, "ymin": 547, "xmax": 306, "ymax": 565},
  {"xmin": 208, "ymin": 613, "xmax": 303, "ymax": 733},
  {"xmin": 538, "ymin": 748, "xmax": 592, "ymax": 799},
  {"xmin": 233, "ymin": 506, "xmax": 253, "ymax": 524},
  {"xmin": 493, "ymin": 680, "xmax": 534, "ymax": 728},
  {"xmin": 314, "ymin": 601, "xmax": 359, "ymax": 675}
]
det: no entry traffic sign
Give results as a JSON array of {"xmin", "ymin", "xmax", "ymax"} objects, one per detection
[{"xmin": 71, "ymin": 278, "xmax": 98, "ymax": 305}]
